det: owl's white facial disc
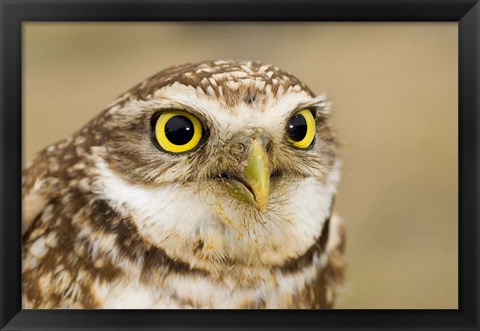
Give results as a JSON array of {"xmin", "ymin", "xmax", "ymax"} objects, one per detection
[{"xmin": 96, "ymin": 157, "xmax": 340, "ymax": 269}]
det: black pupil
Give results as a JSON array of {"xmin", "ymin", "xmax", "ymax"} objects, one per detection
[
  {"xmin": 287, "ymin": 114, "xmax": 308, "ymax": 142},
  {"xmin": 165, "ymin": 115, "xmax": 195, "ymax": 145}
]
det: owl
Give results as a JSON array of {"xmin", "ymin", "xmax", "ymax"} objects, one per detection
[{"xmin": 22, "ymin": 60, "xmax": 346, "ymax": 309}]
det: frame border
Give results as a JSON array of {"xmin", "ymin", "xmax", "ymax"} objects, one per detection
[{"xmin": 1, "ymin": 1, "xmax": 479, "ymax": 330}]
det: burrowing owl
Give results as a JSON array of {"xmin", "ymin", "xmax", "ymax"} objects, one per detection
[{"xmin": 22, "ymin": 60, "xmax": 346, "ymax": 309}]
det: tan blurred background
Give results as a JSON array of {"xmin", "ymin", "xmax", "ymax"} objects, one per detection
[{"xmin": 23, "ymin": 23, "xmax": 458, "ymax": 309}]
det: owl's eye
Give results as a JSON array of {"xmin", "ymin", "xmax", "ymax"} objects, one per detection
[
  {"xmin": 286, "ymin": 109, "xmax": 316, "ymax": 149},
  {"xmin": 153, "ymin": 110, "xmax": 203, "ymax": 153}
]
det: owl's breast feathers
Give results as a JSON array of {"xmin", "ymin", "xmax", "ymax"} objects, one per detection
[{"xmin": 22, "ymin": 60, "xmax": 345, "ymax": 309}]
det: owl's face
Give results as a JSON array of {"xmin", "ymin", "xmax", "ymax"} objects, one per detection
[{"xmin": 94, "ymin": 60, "xmax": 339, "ymax": 269}]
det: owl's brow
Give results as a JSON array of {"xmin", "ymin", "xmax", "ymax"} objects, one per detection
[
  {"xmin": 297, "ymin": 95, "xmax": 330, "ymax": 113},
  {"xmin": 284, "ymin": 95, "xmax": 330, "ymax": 120},
  {"xmin": 151, "ymin": 102, "xmax": 213, "ymax": 126}
]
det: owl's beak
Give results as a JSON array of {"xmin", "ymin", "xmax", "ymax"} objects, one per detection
[{"xmin": 224, "ymin": 139, "xmax": 270, "ymax": 212}]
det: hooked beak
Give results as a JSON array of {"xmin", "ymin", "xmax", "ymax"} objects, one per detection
[{"xmin": 223, "ymin": 140, "xmax": 270, "ymax": 212}]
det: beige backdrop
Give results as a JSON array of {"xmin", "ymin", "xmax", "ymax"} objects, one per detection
[{"xmin": 23, "ymin": 23, "xmax": 458, "ymax": 309}]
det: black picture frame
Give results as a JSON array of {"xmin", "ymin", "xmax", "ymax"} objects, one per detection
[{"xmin": 1, "ymin": 0, "xmax": 479, "ymax": 330}]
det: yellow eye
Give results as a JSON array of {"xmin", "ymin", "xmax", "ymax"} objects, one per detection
[
  {"xmin": 286, "ymin": 109, "xmax": 316, "ymax": 149},
  {"xmin": 154, "ymin": 110, "xmax": 203, "ymax": 153}
]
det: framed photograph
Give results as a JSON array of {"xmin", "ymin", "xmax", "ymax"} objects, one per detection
[{"xmin": 1, "ymin": 0, "xmax": 479, "ymax": 330}]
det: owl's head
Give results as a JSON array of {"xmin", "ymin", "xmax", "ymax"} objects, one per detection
[{"xmin": 94, "ymin": 60, "xmax": 339, "ymax": 269}]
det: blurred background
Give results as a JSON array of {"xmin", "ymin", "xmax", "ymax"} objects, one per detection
[{"xmin": 23, "ymin": 23, "xmax": 458, "ymax": 309}]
